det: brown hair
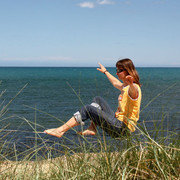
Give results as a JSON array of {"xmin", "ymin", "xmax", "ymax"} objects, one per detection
[{"xmin": 116, "ymin": 58, "xmax": 141, "ymax": 86}]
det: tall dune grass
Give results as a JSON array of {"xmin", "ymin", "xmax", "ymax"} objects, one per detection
[{"xmin": 0, "ymin": 85, "xmax": 179, "ymax": 180}]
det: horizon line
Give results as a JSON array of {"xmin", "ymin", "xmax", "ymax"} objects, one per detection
[{"xmin": 0, "ymin": 66, "xmax": 179, "ymax": 68}]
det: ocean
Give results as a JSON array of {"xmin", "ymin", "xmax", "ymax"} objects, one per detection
[{"xmin": 0, "ymin": 67, "xmax": 179, "ymax": 159}]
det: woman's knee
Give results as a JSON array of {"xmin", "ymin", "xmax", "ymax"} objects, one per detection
[{"xmin": 92, "ymin": 96, "xmax": 104, "ymax": 104}]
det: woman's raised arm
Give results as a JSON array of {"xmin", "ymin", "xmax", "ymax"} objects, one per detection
[{"xmin": 97, "ymin": 63, "xmax": 123, "ymax": 90}]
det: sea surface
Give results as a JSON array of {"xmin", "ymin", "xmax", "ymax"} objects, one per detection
[{"xmin": 0, "ymin": 67, "xmax": 179, "ymax": 160}]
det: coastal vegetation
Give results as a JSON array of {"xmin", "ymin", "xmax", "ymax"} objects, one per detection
[
  {"xmin": 0, "ymin": 114, "xmax": 179, "ymax": 179},
  {"xmin": 0, "ymin": 84, "xmax": 179, "ymax": 179}
]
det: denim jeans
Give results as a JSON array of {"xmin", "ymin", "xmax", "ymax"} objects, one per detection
[{"xmin": 74, "ymin": 96, "xmax": 130, "ymax": 137}]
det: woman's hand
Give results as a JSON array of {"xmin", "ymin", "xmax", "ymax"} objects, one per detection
[
  {"xmin": 97, "ymin": 63, "xmax": 107, "ymax": 74},
  {"xmin": 125, "ymin": 75, "xmax": 134, "ymax": 85}
]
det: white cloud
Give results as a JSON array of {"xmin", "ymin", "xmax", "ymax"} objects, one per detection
[
  {"xmin": 97, "ymin": 0, "xmax": 114, "ymax": 5},
  {"xmin": 78, "ymin": 2, "xmax": 95, "ymax": 8},
  {"xmin": 78, "ymin": 0, "xmax": 114, "ymax": 8}
]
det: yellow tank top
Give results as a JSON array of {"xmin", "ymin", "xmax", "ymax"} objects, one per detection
[{"xmin": 115, "ymin": 84, "xmax": 142, "ymax": 132}]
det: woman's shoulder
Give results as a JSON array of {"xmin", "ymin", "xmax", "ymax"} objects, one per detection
[{"xmin": 133, "ymin": 83, "xmax": 141, "ymax": 90}]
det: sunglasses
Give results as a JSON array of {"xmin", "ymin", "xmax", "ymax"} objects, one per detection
[{"xmin": 116, "ymin": 69, "xmax": 125, "ymax": 73}]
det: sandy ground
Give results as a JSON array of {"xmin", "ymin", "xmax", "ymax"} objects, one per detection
[{"xmin": 0, "ymin": 153, "xmax": 97, "ymax": 177}]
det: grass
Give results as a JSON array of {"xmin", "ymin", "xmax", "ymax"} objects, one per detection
[
  {"xmin": 0, "ymin": 85, "xmax": 179, "ymax": 179},
  {"xmin": 0, "ymin": 128, "xmax": 179, "ymax": 180}
]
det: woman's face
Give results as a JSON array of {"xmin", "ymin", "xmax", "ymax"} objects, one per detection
[{"xmin": 116, "ymin": 67, "xmax": 129, "ymax": 81}]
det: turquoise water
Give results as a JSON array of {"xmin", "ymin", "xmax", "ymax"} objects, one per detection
[{"xmin": 0, "ymin": 67, "xmax": 179, "ymax": 159}]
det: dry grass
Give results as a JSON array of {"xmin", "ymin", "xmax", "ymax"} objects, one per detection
[{"xmin": 0, "ymin": 144, "xmax": 179, "ymax": 180}]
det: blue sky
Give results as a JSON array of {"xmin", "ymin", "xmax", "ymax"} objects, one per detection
[{"xmin": 0, "ymin": 0, "xmax": 180, "ymax": 67}]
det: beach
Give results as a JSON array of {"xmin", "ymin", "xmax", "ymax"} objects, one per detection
[{"xmin": 1, "ymin": 143, "xmax": 179, "ymax": 179}]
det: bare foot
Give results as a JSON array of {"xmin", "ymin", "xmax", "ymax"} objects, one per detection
[
  {"xmin": 44, "ymin": 128, "xmax": 65, "ymax": 138},
  {"xmin": 78, "ymin": 121, "xmax": 97, "ymax": 136},
  {"xmin": 78, "ymin": 129, "xmax": 96, "ymax": 136}
]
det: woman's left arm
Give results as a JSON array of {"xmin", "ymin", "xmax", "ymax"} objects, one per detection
[{"xmin": 125, "ymin": 75, "xmax": 139, "ymax": 99}]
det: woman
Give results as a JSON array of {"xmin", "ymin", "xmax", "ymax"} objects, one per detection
[{"xmin": 44, "ymin": 58, "xmax": 142, "ymax": 138}]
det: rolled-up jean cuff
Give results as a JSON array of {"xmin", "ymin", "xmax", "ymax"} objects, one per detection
[
  {"xmin": 73, "ymin": 111, "xmax": 85, "ymax": 125},
  {"xmin": 90, "ymin": 102, "xmax": 101, "ymax": 110}
]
